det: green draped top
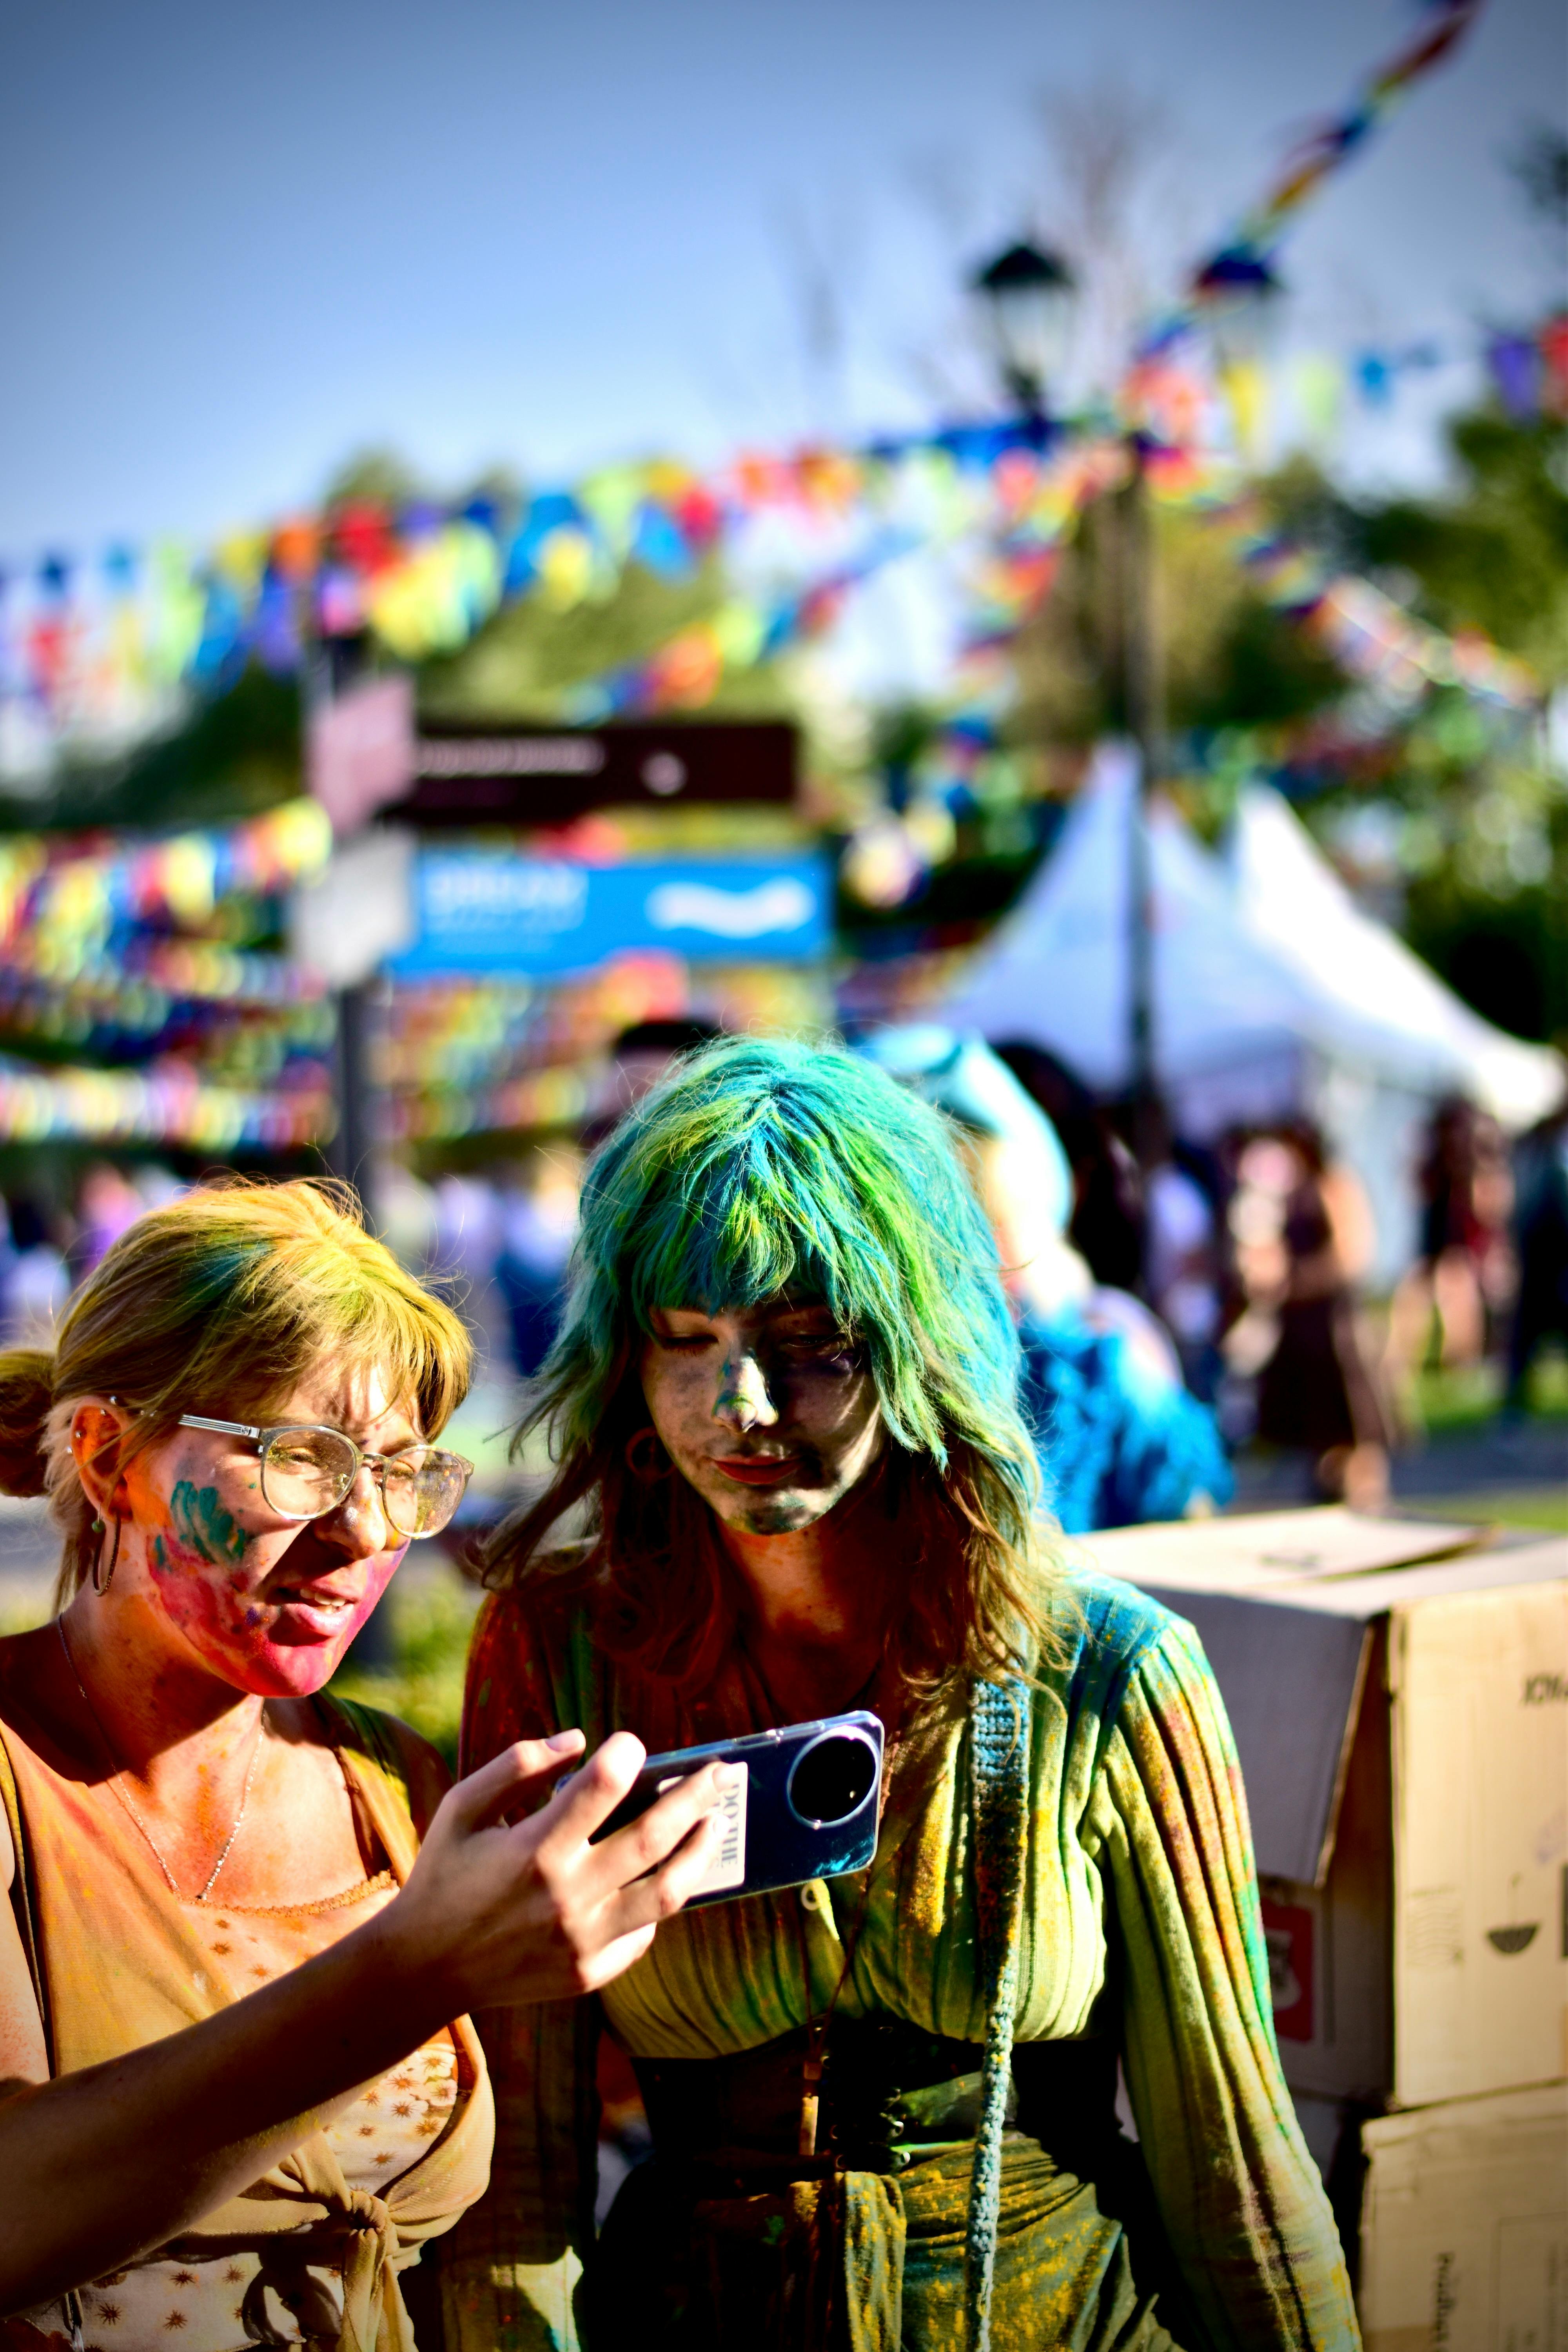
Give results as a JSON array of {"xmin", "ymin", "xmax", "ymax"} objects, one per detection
[{"xmin": 441, "ymin": 1564, "xmax": 1359, "ymax": 2352}]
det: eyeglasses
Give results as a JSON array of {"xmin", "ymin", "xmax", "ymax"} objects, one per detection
[{"xmin": 176, "ymin": 1415, "xmax": 474, "ymax": 1539}]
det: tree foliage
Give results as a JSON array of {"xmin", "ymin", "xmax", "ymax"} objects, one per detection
[
  {"xmin": 1285, "ymin": 405, "xmax": 1568, "ymax": 1043},
  {"xmin": 1009, "ymin": 485, "xmax": 1344, "ymax": 753},
  {"xmin": 1353, "ymin": 412, "xmax": 1568, "ymax": 684},
  {"xmin": 0, "ymin": 664, "xmax": 302, "ymax": 837},
  {"xmin": 419, "ymin": 553, "xmax": 794, "ymax": 725}
]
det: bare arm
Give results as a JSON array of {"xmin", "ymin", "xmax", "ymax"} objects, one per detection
[
  {"xmin": 1321, "ymin": 1164, "xmax": 1375, "ymax": 1286},
  {"xmin": 0, "ymin": 1732, "xmax": 723, "ymax": 2314}
]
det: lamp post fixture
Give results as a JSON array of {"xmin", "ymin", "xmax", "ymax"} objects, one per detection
[
  {"xmin": 971, "ymin": 238, "xmax": 1078, "ymax": 421},
  {"xmin": 1189, "ymin": 248, "xmax": 1287, "ymax": 370}
]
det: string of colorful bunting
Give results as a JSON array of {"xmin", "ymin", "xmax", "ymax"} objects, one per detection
[
  {"xmin": 5, "ymin": 311, "xmax": 1560, "ymax": 774},
  {"xmin": 1155, "ymin": 0, "xmax": 1488, "ymax": 350}
]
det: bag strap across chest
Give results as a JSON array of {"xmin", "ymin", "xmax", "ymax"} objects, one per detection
[
  {"xmin": 965, "ymin": 1678, "xmax": 1031, "ymax": 2352},
  {"xmin": 0, "ymin": 1726, "xmax": 52, "ymax": 2067}
]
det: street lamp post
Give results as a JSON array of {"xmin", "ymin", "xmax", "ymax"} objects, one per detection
[
  {"xmin": 1189, "ymin": 248, "xmax": 1287, "ymax": 367},
  {"xmin": 1119, "ymin": 434, "xmax": 1163, "ymax": 1178},
  {"xmin": 974, "ymin": 234, "xmax": 1283, "ymax": 1202},
  {"xmin": 971, "ymin": 238, "xmax": 1078, "ymax": 423},
  {"xmin": 974, "ymin": 237, "xmax": 1171, "ymax": 1176},
  {"xmin": 1124, "ymin": 251, "xmax": 1283, "ymax": 1172}
]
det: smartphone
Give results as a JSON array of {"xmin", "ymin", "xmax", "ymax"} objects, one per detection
[{"xmin": 578, "ymin": 1710, "xmax": 884, "ymax": 1907}]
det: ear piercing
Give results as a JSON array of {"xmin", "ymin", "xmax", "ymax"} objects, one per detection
[{"xmin": 91, "ymin": 1513, "xmax": 122, "ymax": 1595}]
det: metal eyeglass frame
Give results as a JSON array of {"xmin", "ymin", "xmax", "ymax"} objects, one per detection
[{"xmin": 176, "ymin": 1414, "xmax": 474, "ymax": 1538}]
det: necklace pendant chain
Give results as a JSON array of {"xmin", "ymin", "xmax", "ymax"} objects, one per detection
[{"xmin": 56, "ymin": 1620, "xmax": 265, "ymax": 1904}]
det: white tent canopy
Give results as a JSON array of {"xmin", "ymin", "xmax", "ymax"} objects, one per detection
[
  {"xmin": 944, "ymin": 746, "xmax": 1307, "ymax": 1123},
  {"xmin": 942, "ymin": 745, "xmax": 1560, "ymax": 1133},
  {"xmin": 939, "ymin": 748, "xmax": 1562, "ymax": 1281},
  {"xmin": 1228, "ymin": 782, "xmax": 1560, "ymax": 1132}
]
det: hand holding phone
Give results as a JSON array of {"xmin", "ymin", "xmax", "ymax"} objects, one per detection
[
  {"xmin": 575, "ymin": 1711, "xmax": 885, "ymax": 1908},
  {"xmin": 386, "ymin": 1729, "xmax": 730, "ymax": 2007}
]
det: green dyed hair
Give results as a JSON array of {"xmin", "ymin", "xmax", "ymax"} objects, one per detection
[{"xmin": 487, "ymin": 1037, "xmax": 1060, "ymax": 1702}]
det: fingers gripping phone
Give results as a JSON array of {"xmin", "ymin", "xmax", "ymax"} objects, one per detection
[{"xmin": 582, "ymin": 1710, "xmax": 885, "ymax": 1908}]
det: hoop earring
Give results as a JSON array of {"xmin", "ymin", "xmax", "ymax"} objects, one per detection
[
  {"xmin": 623, "ymin": 1426, "xmax": 672, "ymax": 1483},
  {"xmin": 91, "ymin": 1514, "xmax": 122, "ymax": 1596}
]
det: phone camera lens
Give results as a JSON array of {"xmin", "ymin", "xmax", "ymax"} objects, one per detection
[{"xmin": 786, "ymin": 1731, "xmax": 877, "ymax": 1828}]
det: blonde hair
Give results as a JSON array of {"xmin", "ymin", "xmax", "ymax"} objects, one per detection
[{"xmin": 0, "ymin": 1178, "xmax": 472, "ymax": 1609}]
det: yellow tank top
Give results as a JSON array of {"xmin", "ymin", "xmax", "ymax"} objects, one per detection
[{"xmin": 0, "ymin": 1636, "xmax": 494, "ymax": 2352}]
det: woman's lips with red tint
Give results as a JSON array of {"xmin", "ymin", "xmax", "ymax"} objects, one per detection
[
  {"xmin": 710, "ymin": 1454, "xmax": 802, "ymax": 1486},
  {"xmin": 270, "ymin": 1593, "xmax": 361, "ymax": 1641},
  {"xmin": 262, "ymin": 1580, "xmax": 370, "ymax": 1642}
]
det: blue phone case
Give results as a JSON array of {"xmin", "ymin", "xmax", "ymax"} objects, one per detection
[{"xmin": 589, "ymin": 1709, "xmax": 884, "ymax": 1906}]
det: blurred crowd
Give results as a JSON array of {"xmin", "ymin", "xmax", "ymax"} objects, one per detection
[{"xmin": 3, "ymin": 1024, "xmax": 1564, "ymax": 1535}]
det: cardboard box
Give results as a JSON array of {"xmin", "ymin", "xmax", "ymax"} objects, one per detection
[
  {"xmin": 1357, "ymin": 2082, "xmax": 1568, "ymax": 2352},
  {"xmin": 1085, "ymin": 1517, "xmax": 1568, "ymax": 2107},
  {"xmin": 1085, "ymin": 1506, "xmax": 1489, "ymax": 1592}
]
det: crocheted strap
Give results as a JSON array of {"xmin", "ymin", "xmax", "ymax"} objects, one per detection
[{"xmin": 964, "ymin": 1681, "xmax": 1030, "ymax": 2352}]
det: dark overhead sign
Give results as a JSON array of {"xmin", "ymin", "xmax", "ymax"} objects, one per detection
[{"xmin": 388, "ymin": 721, "xmax": 797, "ymax": 826}]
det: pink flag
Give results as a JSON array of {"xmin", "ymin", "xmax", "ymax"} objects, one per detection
[{"xmin": 306, "ymin": 674, "xmax": 416, "ymax": 837}]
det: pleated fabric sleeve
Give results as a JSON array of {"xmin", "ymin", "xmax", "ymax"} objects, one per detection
[{"xmin": 1084, "ymin": 1618, "xmax": 1360, "ymax": 2350}]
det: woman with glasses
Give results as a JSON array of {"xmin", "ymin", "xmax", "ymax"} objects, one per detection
[
  {"xmin": 448, "ymin": 1040, "xmax": 1358, "ymax": 2352},
  {"xmin": 0, "ymin": 1180, "xmax": 725, "ymax": 2352}
]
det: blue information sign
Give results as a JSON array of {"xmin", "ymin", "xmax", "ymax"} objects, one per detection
[{"xmin": 389, "ymin": 853, "xmax": 833, "ymax": 977}]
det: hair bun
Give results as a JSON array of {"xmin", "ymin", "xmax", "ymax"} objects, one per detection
[{"xmin": 0, "ymin": 1348, "xmax": 56, "ymax": 1497}]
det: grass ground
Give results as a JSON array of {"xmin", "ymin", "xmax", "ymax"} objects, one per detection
[
  {"xmin": 1406, "ymin": 1487, "xmax": 1568, "ymax": 1533},
  {"xmin": 1402, "ymin": 1352, "xmax": 1568, "ymax": 1433}
]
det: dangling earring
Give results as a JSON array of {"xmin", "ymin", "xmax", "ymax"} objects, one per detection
[
  {"xmin": 623, "ymin": 1426, "xmax": 671, "ymax": 1483},
  {"xmin": 91, "ymin": 1514, "xmax": 122, "ymax": 1596}
]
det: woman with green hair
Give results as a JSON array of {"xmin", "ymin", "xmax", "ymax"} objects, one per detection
[{"xmin": 447, "ymin": 1039, "xmax": 1357, "ymax": 2351}]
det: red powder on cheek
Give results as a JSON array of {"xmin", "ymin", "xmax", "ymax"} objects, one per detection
[
  {"xmin": 145, "ymin": 1523, "xmax": 409, "ymax": 1700},
  {"xmin": 147, "ymin": 1524, "xmax": 263, "ymax": 1648}
]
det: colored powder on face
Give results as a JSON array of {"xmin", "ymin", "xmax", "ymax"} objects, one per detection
[
  {"xmin": 125, "ymin": 1437, "xmax": 412, "ymax": 1702},
  {"xmin": 169, "ymin": 1481, "xmax": 248, "ymax": 1570}
]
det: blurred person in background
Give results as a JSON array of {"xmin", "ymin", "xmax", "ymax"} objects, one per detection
[
  {"xmin": 1387, "ymin": 1096, "xmax": 1515, "ymax": 1391},
  {"xmin": 1, "ymin": 1200, "xmax": 69, "ymax": 1349},
  {"xmin": 1142, "ymin": 1118, "xmax": 1227, "ymax": 1405},
  {"xmin": 1231, "ymin": 1123, "xmax": 1392, "ymax": 1508},
  {"xmin": 993, "ymin": 1040, "xmax": 1147, "ymax": 1297},
  {"xmin": 993, "ymin": 1042, "xmax": 1225, "ymax": 1392},
  {"xmin": 859, "ymin": 1030, "xmax": 1231, "ymax": 1531},
  {"xmin": 374, "ymin": 1160, "xmax": 441, "ymax": 1279},
  {"xmin": 581, "ymin": 1018, "xmax": 727, "ymax": 1152},
  {"xmin": 431, "ymin": 1174, "xmax": 511, "ymax": 1380},
  {"xmin": 495, "ymin": 1142, "xmax": 583, "ymax": 1381},
  {"xmin": 1506, "ymin": 1092, "xmax": 1568, "ymax": 1412},
  {"xmin": 67, "ymin": 1163, "xmax": 149, "ymax": 1285}
]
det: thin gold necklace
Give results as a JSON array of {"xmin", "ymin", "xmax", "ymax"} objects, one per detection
[{"xmin": 56, "ymin": 1618, "xmax": 265, "ymax": 1904}]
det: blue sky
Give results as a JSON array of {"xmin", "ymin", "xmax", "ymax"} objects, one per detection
[{"xmin": 1, "ymin": 0, "xmax": 1562, "ymax": 559}]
